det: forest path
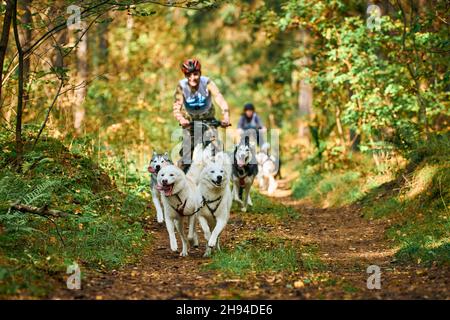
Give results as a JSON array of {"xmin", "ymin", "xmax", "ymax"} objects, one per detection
[{"xmin": 52, "ymin": 179, "xmax": 449, "ymax": 300}]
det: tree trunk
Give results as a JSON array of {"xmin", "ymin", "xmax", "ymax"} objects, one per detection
[
  {"xmin": 95, "ymin": 12, "xmax": 109, "ymax": 73},
  {"xmin": 12, "ymin": 0, "xmax": 24, "ymax": 170},
  {"xmin": 123, "ymin": 6, "xmax": 134, "ymax": 69},
  {"xmin": 335, "ymin": 104, "xmax": 345, "ymax": 147},
  {"xmin": 296, "ymin": 30, "xmax": 313, "ymax": 149},
  {"xmin": 74, "ymin": 22, "xmax": 88, "ymax": 134},
  {"xmin": 20, "ymin": 0, "xmax": 32, "ymax": 108},
  {"xmin": 0, "ymin": 0, "xmax": 13, "ymax": 110},
  {"xmin": 52, "ymin": 26, "xmax": 67, "ymax": 69}
]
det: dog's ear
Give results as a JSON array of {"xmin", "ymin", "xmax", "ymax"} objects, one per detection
[
  {"xmin": 163, "ymin": 152, "xmax": 169, "ymax": 160},
  {"xmin": 152, "ymin": 151, "xmax": 157, "ymax": 157}
]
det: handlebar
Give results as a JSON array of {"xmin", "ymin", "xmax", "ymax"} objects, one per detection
[{"xmin": 180, "ymin": 119, "xmax": 232, "ymax": 129}]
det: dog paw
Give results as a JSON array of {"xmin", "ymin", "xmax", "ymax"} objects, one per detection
[
  {"xmin": 179, "ymin": 251, "xmax": 188, "ymax": 257},
  {"xmin": 203, "ymin": 250, "xmax": 212, "ymax": 258},
  {"xmin": 208, "ymin": 240, "xmax": 217, "ymax": 248},
  {"xmin": 241, "ymin": 207, "xmax": 247, "ymax": 213}
]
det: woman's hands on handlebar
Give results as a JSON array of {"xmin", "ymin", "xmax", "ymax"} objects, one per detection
[{"xmin": 179, "ymin": 118, "xmax": 231, "ymax": 128}]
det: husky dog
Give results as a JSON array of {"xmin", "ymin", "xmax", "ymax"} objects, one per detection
[
  {"xmin": 256, "ymin": 143, "xmax": 279, "ymax": 195},
  {"xmin": 195, "ymin": 150, "xmax": 232, "ymax": 257},
  {"xmin": 157, "ymin": 164, "xmax": 201, "ymax": 256},
  {"xmin": 148, "ymin": 151, "xmax": 172, "ymax": 224},
  {"xmin": 232, "ymin": 136, "xmax": 258, "ymax": 212}
]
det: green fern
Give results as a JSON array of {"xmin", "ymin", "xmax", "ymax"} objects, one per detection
[{"xmin": 21, "ymin": 180, "xmax": 59, "ymax": 206}]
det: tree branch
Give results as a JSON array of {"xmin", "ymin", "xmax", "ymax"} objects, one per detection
[
  {"xmin": 1, "ymin": 0, "xmax": 215, "ymax": 88},
  {"xmin": 10, "ymin": 203, "xmax": 71, "ymax": 218}
]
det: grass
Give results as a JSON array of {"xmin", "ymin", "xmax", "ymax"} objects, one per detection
[
  {"xmin": 206, "ymin": 231, "xmax": 300, "ymax": 276},
  {"xmin": 206, "ymin": 228, "xmax": 324, "ymax": 277},
  {"xmin": 207, "ymin": 246, "xmax": 299, "ymax": 276},
  {"xmin": 292, "ymin": 154, "xmax": 385, "ymax": 207},
  {"xmin": 292, "ymin": 134, "xmax": 450, "ymax": 266},
  {"xmin": 231, "ymin": 191, "xmax": 300, "ymax": 220},
  {"xmin": 210, "ymin": 190, "xmax": 303, "ymax": 276},
  {"xmin": 363, "ymin": 137, "xmax": 450, "ymax": 266},
  {"xmin": 300, "ymin": 244, "xmax": 326, "ymax": 272},
  {"xmin": 0, "ymin": 131, "xmax": 151, "ymax": 297}
]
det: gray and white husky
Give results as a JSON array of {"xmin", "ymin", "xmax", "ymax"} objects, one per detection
[
  {"xmin": 232, "ymin": 136, "xmax": 258, "ymax": 212},
  {"xmin": 148, "ymin": 151, "xmax": 172, "ymax": 224}
]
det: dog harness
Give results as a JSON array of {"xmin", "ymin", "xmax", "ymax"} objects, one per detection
[
  {"xmin": 201, "ymin": 195, "xmax": 222, "ymax": 218},
  {"xmin": 234, "ymin": 166, "xmax": 252, "ymax": 187},
  {"xmin": 169, "ymin": 193, "xmax": 202, "ymax": 216},
  {"xmin": 260, "ymin": 155, "xmax": 273, "ymax": 166}
]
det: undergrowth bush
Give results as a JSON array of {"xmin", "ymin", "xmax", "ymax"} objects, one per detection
[{"xmin": 0, "ymin": 132, "xmax": 151, "ymax": 297}]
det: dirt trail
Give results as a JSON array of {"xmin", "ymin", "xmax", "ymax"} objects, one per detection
[{"xmin": 52, "ymin": 180, "xmax": 449, "ymax": 300}]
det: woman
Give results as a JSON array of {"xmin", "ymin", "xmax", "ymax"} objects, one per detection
[
  {"xmin": 172, "ymin": 59, "xmax": 230, "ymax": 171},
  {"xmin": 237, "ymin": 103, "xmax": 266, "ymax": 146}
]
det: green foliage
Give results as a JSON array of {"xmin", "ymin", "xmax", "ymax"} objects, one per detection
[
  {"xmin": 293, "ymin": 134, "xmax": 449, "ymax": 265},
  {"xmin": 258, "ymin": 0, "xmax": 449, "ymax": 156},
  {"xmin": 363, "ymin": 135, "xmax": 450, "ymax": 266},
  {"xmin": 292, "ymin": 153, "xmax": 379, "ymax": 206},
  {"xmin": 0, "ymin": 133, "xmax": 151, "ymax": 297}
]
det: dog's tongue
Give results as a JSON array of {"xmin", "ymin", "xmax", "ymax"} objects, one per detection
[
  {"xmin": 156, "ymin": 184, "xmax": 173, "ymax": 196},
  {"xmin": 148, "ymin": 166, "xmax": 156, "ymax": 173},
  {"xmin": 237, "ymin": 160, "xmax": 245, "ymax": 167}
]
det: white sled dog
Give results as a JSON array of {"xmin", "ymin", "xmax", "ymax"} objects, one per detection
[
  {"xmin": 232, "ymin": 136, "xmax": 258, "ymax": 212},
  {"xmin": 148, "ymin": 152, "xmax": 172, "ymax": 224},
  {"xmin": 256, "ymin": 143, "xmax": 279, "ymax": 195},
  {"xmin": 157, "ymin": 163, "xmax": 201, "ymax": 257},
  {"xmin": 194, "ymin": 148, "xmax": 233, "ymax": 257}
]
